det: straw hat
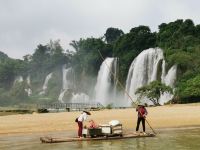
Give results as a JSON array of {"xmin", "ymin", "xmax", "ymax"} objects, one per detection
[
  {"xmin": 138, "ymin": 103, "xmax": 147, "ymax": 107},
  {"xmin": 83, "ymin": 110, "xmax": 91, "ymax": 115}
]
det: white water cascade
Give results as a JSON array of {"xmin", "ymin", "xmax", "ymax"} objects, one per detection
[
  {"xmin": 27, "ymin": 75, "xmax": 31, "ymax": 86},
  {"xmin": 58, "ymin": 66, "xmax": 75, "ymax": 103},
  {"xmin": 14, "ymin": 75, "xmax": 32, "ymax": 96},
  {"xmin": 125, "ymin": 48, "xmax": 164, "ymax": 104},
  {"xmin": 62, "ymin": 67, "xmax": 75, "ymax": 90},
  {"xmin": 95, "ymin": 57, "xmax": 118, "ymax": 106},
  {"xmin": 39, "ymin": 73, "xmax": 53, "ymax": 95},
  {"xmin": 160, "ymin": 65, "xmax": 177, "ymax": 104},
  {"xmin": 71, "ymin": 93, "xmax": 90, "ymax": 103},
  {"xmin": 25, "ymin": 75, "xmax": 32, "ymax": 96},
  {"xmin": 125, "ymin": 48, "xmax": 177, "ymax": 105},
  {"xmin": 14, "ymin": 76, "xmax": 23, "ymax": 85}
]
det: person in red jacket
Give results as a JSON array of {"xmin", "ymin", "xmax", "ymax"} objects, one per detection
[{"xmin": 136, "ymin": 104, "xmax": 148, "ymax": 134}]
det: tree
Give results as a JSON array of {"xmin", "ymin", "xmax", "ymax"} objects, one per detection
[
  {"xmin": 113, "ymin": 25, "xmax": 156, "ymax": 82},
  {"xmin": 196, "ymin": 25, "xmax": 200, "ymax": 38},
  {"xmin": 167, "ymin": 50, "xmax": 193, "ymax": 72},
  {"xmin": 157, "ymin": 19, "xmax": 198, "ymax": 50},
  {"xmin": 70, "ymin": 40, "xmax": 80, "ymax": 52},
  {"xmin": 176, "ymin": 74, "xmax": 200, "ymax": 103},
  {"xmin": 104, "ymin": 27, "xmax": 124, "ymax": 44},
  {"xmin": 135, "ymin": 81, "xmax": 173, "ymax": 105},
  {"xmin": 114, "ymin": 25, "xmax": 156, "ymax": 56},
  {"xmin": 71, "ymin": 38, "xmax": 111, "ymax": 75},
  {"xmin": 0, "ymin": 51, "xmax": 8, "ymax": 61},
  {"xmin": 0, "ymin": 59, "xmax": 25, "ymax": 89},
  {"xmin": 30, "ymin": 40, "xmax": 70, "ymax": 77},
  {"xmin": 157, "ymin": 19, "xmax": 184, "ymax": 49},
  {"xmin": 48, "ymin": 40, "xmax": 67, "ymax": 67},
  {"xmin": 31, "ymin": 44, "xmax": 50, "ymax": 72}
]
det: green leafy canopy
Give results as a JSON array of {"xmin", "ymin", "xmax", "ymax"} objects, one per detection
[{"xmin": 135, "ymin": 81, "xmax": 173, "ymax": 105}]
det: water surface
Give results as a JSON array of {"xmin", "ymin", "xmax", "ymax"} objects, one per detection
[{"xmin": 0, "ymin": 127, "xmax": 199, "ymax": 150}]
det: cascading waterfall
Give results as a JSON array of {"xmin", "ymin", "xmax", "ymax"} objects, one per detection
[
  {"xmin": 58, "ymin": 91, "xmax": 66, "ymax": 103},
  {"xmin": 62, "ymin": 67, "xmax": 75, "ymax": 90},
  {"xmin": 39, "ymin": 73, "xmax": 53, "ymax": 95},
  {"xmin": 58, "ymin": 66, "xmax": 75, "ymax": 103},
  {"xmin": 25, "ymin": 75, "xmax": 32, "ymax": 96},
  {"xmin": 113, "ymin": 58, "xmax": 118, "ymax": 99},
  {"xmin": 95, "ymin": 57, "xmax": 118, "ymax": 106},
  {"xmin": 162, "ymin": 65, "xmax": 177, "ymax": 87},
  {"xmin": 14, "ymin": 76, "xmax": 23, "ymax": 85},
  {"xmin": 161, "ymin": 60, "xmax": 166, "ymax": 82},
  {"xmin": 27, "ymin": 75, "xmax": 31, "ymax": 86},
  {"xmin": 125, "ymin": 48, "xmax": 177, "ymax": 105},
  {"xmin": 160, "ymin": 65, "xmax": 177, "ymax": 105},
  {"xmin": 25, "ymin": 88, "xmax": 32, "ymax": 96},
  {"xmin": 14, "ymin": 75, "xmax": 32, "ymax": 96},
  {"xmin": 71, "ymin": 93, "xmax": 90, "ymax": 103},
  {"xmin": 58, "ymin": 66, "xmax": 91, "ymax": 103},
  {"xmin": 125, "ymin": 48, "xmax": 164, "ymax": 104}
]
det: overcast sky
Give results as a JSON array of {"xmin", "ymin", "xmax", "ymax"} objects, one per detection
[{"xmin": 0, "ymin": 0, "xmax": 199, "ymax": 59}]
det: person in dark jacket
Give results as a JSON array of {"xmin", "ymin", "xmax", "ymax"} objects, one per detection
[{"xmin": 136, "ymin": 104, "xmax": 148, "ymax": 134}]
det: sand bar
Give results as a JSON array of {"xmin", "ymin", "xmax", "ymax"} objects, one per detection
[{"xmin": 0, "ymin": 103, "xmax": 200, "ymax": 135}]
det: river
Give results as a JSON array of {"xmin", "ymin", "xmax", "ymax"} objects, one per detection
[{"xmin": 0, "ymin": 127, "xmax": 199, "ymax": 150}]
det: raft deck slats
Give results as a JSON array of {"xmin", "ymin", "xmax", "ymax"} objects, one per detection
[{"xmin": 40, "ymin": 133, "xmax": 155, "ymax": 143}]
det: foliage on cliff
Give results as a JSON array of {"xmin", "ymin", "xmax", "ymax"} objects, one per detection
[{"xmin": 0, "ymin": 19, "xmax": 200, "ymax": 105}]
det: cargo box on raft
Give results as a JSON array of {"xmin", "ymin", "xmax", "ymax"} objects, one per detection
[{"xmin": 83, "ymin": 124, "xmax": 123, "ymax": 138}]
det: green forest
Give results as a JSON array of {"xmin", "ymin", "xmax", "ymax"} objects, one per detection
[{"xmin": 0, "ymin": 19, "xmax": 200, "ymax": 106}]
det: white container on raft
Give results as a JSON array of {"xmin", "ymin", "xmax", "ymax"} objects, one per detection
[
  {"xmin": 109, "ymin": 120, "xmax": 120, "ymax": 126},
  {"xmin": 82, "ymin": 129, "xmax": 88, "ymax": 135},
  {"xmin": 99, "ymin": 124, "xmax": 112, "ymax": 134}
]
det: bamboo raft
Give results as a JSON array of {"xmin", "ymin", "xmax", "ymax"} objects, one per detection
[{"xmin": 40, "ymin": 133, "xmax": 155, "ymax": 143}]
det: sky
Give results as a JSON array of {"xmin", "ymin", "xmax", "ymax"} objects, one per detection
[{"xmin": 0, "ymin": 0, "xmax": 199, "ymax": 59}]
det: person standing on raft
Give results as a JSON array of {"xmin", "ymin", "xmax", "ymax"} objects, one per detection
[
  {"xmin": 136, "ymin": 104, "xmax": 148, "ymax": 134},
  {"xmin": 76, "ymin": 110, "xmax": 91, "ymax": 138}
]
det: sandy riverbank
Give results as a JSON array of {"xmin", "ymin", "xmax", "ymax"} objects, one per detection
[{"xmin": 0, "ymin": 103, "xmax": 200, "ymax": 135}]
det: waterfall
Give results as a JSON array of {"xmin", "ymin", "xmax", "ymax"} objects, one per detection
[
  {"xmin": 25, "ymin": 88, "xmax": 32, "ymax": 96},
  {"xmin": 58, "ymin": 90, "xmax": 67, "ymax": 103},
  {"xmin": 14, "ymin": 76, "xmax": 23, "ymax": 85},
  {"xmin": 94, "ymin": 57, "xmax": 118, "ymax": 106},
  {"xmin": 39, "ymin": 73, "xmax": 53, "ymax": 95},
  {"xmin": 163, "ymin": 65, "xmax": 177, "ymax": 88},
  {"xmin": 27, "ymin": 75, "xmax": 31, "ymax": 86},
  {"xmin": 125, "ymin": 48, "xmax": 164, "ymax": 104},
  {"xmin": 62, "ymin": 67, "xmax": 75, "ymax": 90},
  {"xmin": 71, "ymin": 93, "xmax": 90, "ymax": 103},
  {"xmin": 14, "ymin": 75, "xmax": 32, "ymax": 96},
  {"xmin": 113, "ymin": 58, "xmax": 118, "ymax": 99},
  {"xmin": 125, "ymin": 48, "xmax": 178, "ymax": 105},
  {"xmin": 25, "ymin": 75, "xmax": 32, "ymax": 96},
  {"xmin": 58, "ymin": 66, "xmax": 75, "ymax": 103},
  {"xmin": 161, "ymin": 60, "xmax": 166, "ymax": 83},
  {"xmin": 160, "ymin": 65, "xmax": 177, "ymax": 105}
]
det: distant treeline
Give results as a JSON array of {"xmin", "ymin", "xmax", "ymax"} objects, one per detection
[{"xmin": 0, "ymin": 19, "xmax": 200, "ymax": 106}]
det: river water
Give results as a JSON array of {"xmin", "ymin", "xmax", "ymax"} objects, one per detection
[{"xmin": 0, "ymin": 127, "xmax": 199, "ymax": 150}]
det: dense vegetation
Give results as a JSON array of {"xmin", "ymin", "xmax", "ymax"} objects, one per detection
[
  {"xmin": 135, "ymin": 81, "xmax": 173, "ymax": 105},
  {"xmin": 0, "ymin": 19, "xmax": 200, "ymax": 106},
  {"xmin": 157, "ymin": 19, "xmax": 200, "ymax": 103}
]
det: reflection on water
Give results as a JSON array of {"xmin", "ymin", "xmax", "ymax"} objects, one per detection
[{"xmin": 0, "ymin": 127, "xmax": 200, "ymax": 150}]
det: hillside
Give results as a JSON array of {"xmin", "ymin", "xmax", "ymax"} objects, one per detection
[{"xmin": 0, "ymin": 19, "xmax": 200, "ymax": 106}]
